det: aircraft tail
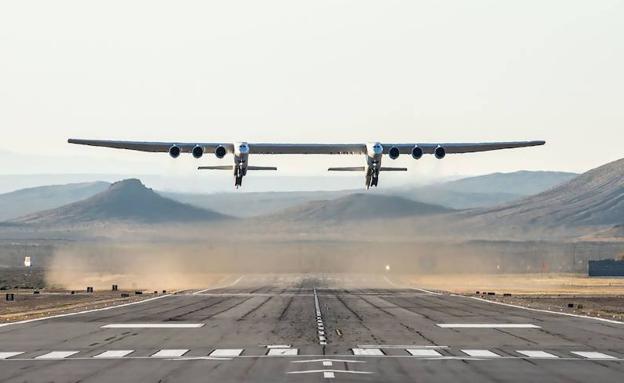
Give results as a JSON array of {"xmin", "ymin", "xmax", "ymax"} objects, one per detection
[
  {"xmin": 198, "ymin": 166, "xmax": 233, "ymax": 170},
  {"xmin": 379, "ymin": 167, "xmax": 407, "ymax": 171},
  {"xmin": 328, "ymin": 166, "xmax": 366, "ymax": 171}
]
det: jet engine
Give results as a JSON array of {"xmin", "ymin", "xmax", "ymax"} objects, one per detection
[
  {"xmin": 215, "ymin": 145, "xmax": 227, "ymax": 158},
  {"xmin": 411, "ymin": 146, "xmax": 423, "ymax": 160},
  {"xmin": 192, "ymin": 145, "xmax": 204, "ymax": 159},
  {"xmin": 168, "ymin": 145, "xmax": 181, "ymax": 159},
  {"xmin": 388, "ymin": 146, "xmax": 400, "ymax": 160},
  {"xmin": 434, "ymin": 146, "xmax": 446, "ymax": 159}
]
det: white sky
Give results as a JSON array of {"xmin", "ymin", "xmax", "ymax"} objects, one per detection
[{"xmin": 0, "ymin": 1, "xmax": 623, "ymax": 190}]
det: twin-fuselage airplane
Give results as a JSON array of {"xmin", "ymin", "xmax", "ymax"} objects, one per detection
[{"xmin": 68, "ymin": 139, "xmax": 545, "ymax": 188}]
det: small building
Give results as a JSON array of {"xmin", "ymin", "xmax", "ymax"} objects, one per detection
[{"xmin": 588, "ymin": 259, "xmax": 624, "ymax": 277}]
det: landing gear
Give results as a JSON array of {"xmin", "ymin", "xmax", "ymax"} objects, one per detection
[
  {"xmin": 365, "ymin": 167, "xmax": 380, "ymax": 189},
  {"xmin": 234, "ymin": 164, "xmax": 246, "ymax": 188}
]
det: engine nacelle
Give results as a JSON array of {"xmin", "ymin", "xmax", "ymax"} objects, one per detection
[
  {"xmin": 434, "ymin": 146, "xmax": 446, "ymax": 159},
  {"xmin": 192, "ymin": 145, "xmax": 204, "ymax": 159},
  {"xmin": 388, "ymin": 146, "xmax": 400, "ymax": 160},
  {"xmin": 168, "ymin": 145, "xmax": 181, "ymax": 159},
  {"xmin": 215, "ymin": 145, "xmax": 227, "ymax": 158},
  {"xmin": 411, "ymin": 146, "xmax": 423, "ymax": 160}
]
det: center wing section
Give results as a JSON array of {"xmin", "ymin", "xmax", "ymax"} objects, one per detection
[{"xmin": 249, "ymin": 143, "xmax": 366, "ymax": 155}]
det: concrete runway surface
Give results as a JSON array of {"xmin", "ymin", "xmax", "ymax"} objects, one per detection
[{"xmin": 1, "ymin": 274, "xmax": 623, "ymax": 382}]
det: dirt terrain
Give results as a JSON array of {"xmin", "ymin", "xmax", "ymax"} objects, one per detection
[{"xmin": 400, "ymin": 273, "xmax": 624, "ymax": 322}]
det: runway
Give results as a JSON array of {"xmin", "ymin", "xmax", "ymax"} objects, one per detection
[{"xmin": 1, "ymin": 274, "xmax": 623, "ymax": 382}]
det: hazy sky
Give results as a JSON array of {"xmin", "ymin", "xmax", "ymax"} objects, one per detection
[{"xmin": 1, "ymin": 1, "xmax": 623, "ymax": 189}]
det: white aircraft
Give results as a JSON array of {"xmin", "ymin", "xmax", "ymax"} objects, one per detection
[{"xmin": 68, "ymin": 139, "xmax": 545, "ymax": 188}]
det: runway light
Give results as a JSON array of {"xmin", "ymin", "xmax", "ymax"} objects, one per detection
[{"xmin": 385, "ymin": 265, "xmax": 391, "ymax": 271}]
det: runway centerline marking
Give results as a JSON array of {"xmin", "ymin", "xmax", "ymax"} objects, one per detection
[
  {"xmin": 571, "ymin": 351, "xmax": 617, "ymax": 360},
  {"xmin": 437, "ymin": 324, "xmax": 540, "ymax": 329},
  {"xmin": 101, "ymin": 323, "xmax": 204, "ymax": 329}
]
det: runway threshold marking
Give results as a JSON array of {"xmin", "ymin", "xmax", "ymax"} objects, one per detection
[
  {"xmin": 437, "ymin": 324, "xmax": 540, "ymax": 329},
  {"xmin": 571, "ymin": 351, "xmax": 617, "ymax": 360},
  {"xmin": 94, "ymin": 350, "xmax": 134, "ymax": 358},
  {"xmin": 0, "ymin": 352, "xmax": 24, "ymax": 359},
  {"xmin": 151, "ymin": 349, "xmax": 189, "ymax": 358},
  {"xmin": 288, "ymin": 369, "xmax": 373, "ymax": 376},
  {"xmin": 461, "ymin": 349, "xmax": 500, "ymax": 358},
  {"xmin": 407, "ymin": 349, "xmax": 442, "ymax": 357},
  {"xmin": 101, "ymin": 323, "xmax": 204, "ymax": 329},
  {"xmin": 268, "ymin": 349, "xmax": 298, "ymax": 356},
  {"xmin": 35, "ymin": 351, "xmax": 79, "ymax": 360},
  {"xmin": 210, "ymin": 349, "xmax": 244, "ymax": 357},
  {"xmin": 352, "ymin": 348, "xmax": 384, "ymax": 356},
  {"xmin": 517, "ymin": 350, "xmax": 558, "ymax": 359}
]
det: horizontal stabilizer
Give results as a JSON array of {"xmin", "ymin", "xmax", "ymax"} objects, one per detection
[
  {"xmin": 198, "ymin": 165, "xmax": 234, "ymax": 170},
  {"xmin": 247, "ymin": 166, "xmax": 277, "ymax": 171},
  {"xmin": 380, "ymin": 167, "xmax": 408, "ymax": 171},
  {"xmin": 328, "ymin": 166, "xmax": 366, "ymax": 172}
]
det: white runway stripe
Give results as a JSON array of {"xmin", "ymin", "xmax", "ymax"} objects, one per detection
[
  {"xmin": 209, "ymin": 349, "xmax": 243, "ymax": 357},
  {"xmin": 0, "ymin": 352, "xmax": 24, "ymax": 359},
  {"xmin": 571, "ymin": 351, "xmax": 616, "ymax": 360},
  {"xmin": 352, "ymin": 348, "xmax": 384, "ymax": 356},
  {"xmin": 324, "ymin": 371, "xmax": 335, "ymax": 379},
  {"xmin": 462, "ymin": 349, "xmax": 500, "ymax": 358},
  {"xmin": 36, "ymin": 351, "xmax": 79, "ymax": 359},
  {"xmin": 267, "ymin": 348, "xmax": 298, "ymax": 356},
  {"xmin": 438, "ymin": 324, "xmax": 540, "ymax": 329},
  {"xmin": 151, "ymin": 349, "xmax": 189, "ymax": 358},
  {"xmin": 102, "ymin": 324, "xmax": 204, "ymax": 329},
  {"xmin": 517, "ymin": 350, "xmax": 558, "ymax": 359},
  {"xmin": 407, "ymin": 349, "xmax": 442, "ymax": 357},
  {"xmin": 94, "ymin": 350, "xmax": 134, "ymax": 358}
]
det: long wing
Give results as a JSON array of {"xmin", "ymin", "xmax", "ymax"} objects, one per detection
[
  {"xmin": 67, "ymin": 139, "xmax": 231, "ymax": 153},
  {"xmin": 68, "ymin": 139, "xmax": 544, "ymax": 155},
  {"xmin": 387, "ymin": 140, "xmax": 545, "ymax": 154}
]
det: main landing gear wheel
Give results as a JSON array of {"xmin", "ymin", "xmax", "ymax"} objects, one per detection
[{"xmin": 235, "ymin": 176, "xmax": 243, "ymax": 188}]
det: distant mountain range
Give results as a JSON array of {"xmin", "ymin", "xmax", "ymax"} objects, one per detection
[
  {"xmin": 0, "ymin": 170, "xmax": 578, "ymax": 223},
  {"xmin": 392, "ymin": 171, "xmax": 578, "ymax": 209},
  {"xmin": 264, "ymin": 193, "xmax": 452, "ymax": 222},
  {"xmin": 164, "ymin": 171, "xmax": 577, "ymax": 216},
  {"xmin": 464, "ymin": 158, "xmax": 624, "ymax": 229},
  {"xmin": 13, "ymin": 179, "xmax": 228, "ymax": 225},
  {"xmin": 0, "ymin": 182, "xmax": 110, "ymax": 222}
]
